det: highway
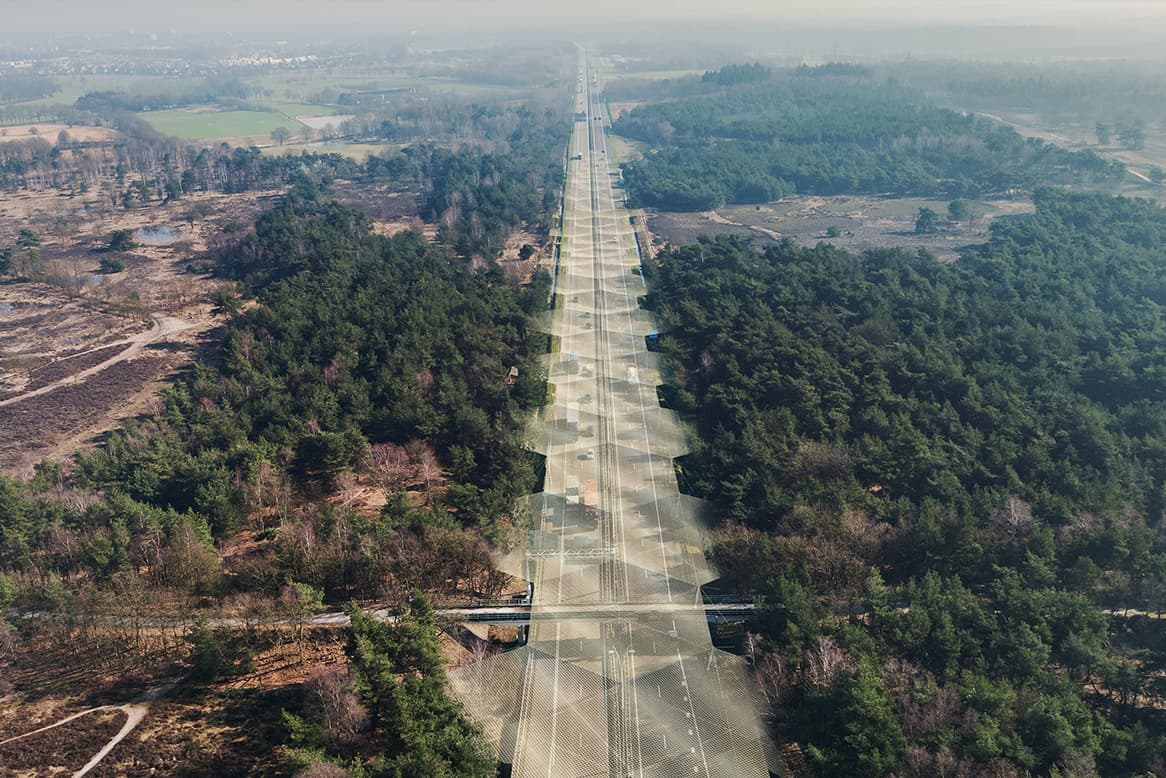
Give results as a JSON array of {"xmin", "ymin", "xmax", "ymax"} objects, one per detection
[{"xmin": 451, "ymin": 49, "xmax": 776, "ymax": 778}]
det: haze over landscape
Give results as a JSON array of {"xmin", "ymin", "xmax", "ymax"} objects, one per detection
[
  {"xmin": 6, "ymin": 0, "xmax": 1166, "ymax": 37},
  {"xmin": 1, "ymin": 1, "xmax": 1166, "ymax": 776}
]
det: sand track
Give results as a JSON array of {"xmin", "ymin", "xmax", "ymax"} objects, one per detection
[
  {"xmin": 0, "ymin": 315, "xmax": 192, "ymax": 410},
  {"xmin": 0, "ymin": 702, "xmax": 148, "ymax": 777}
]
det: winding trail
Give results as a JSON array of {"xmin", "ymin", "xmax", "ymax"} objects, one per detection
[
  {"xmin": 0, "ymin": 703, "xmax": 147, "ymax": 777},
  {"xmin": 0, "ymin": 706, "xmax": 124, "ymax": 746},
  {"xmin": 71, "ymin": 703, "xmax": 149, "ymax": 778},
  {"xmin": 0, "ymin": 315, "xmax": 193, "ymax": 409}
]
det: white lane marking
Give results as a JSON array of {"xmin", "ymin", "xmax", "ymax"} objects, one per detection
[
  {"xmin": 547, "ymin": 622, "xmax": 562, "ymax": 776},
  {"xmin": 592, "ymin": 111, "xmax": 674, "ymax": 602},
  {"xmin": 676, "ymin": 650, "xmax": 711, "ymax": 777},
  {"xmin": 629, "ymin": 646, "xmax": 644, "ymax": 776}
]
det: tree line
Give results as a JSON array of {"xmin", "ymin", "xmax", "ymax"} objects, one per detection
[
  {"xmin": 0, "ymin": 73, "xmax": 59, "ymax": 104},
  {"xmin": 646, "ymin": 190, "xmax": 1166, "ymax": 776},
  {"xmin": 615, "ymin": 65, "xmax": 1123, "ymax": 210},
  {"xmin": 887, "ymin": 58, "xmax": 1166, "ymax": 129},
  {"xmin": 0, "ymin": 102, "xmax": 565, "ymax": 265}
]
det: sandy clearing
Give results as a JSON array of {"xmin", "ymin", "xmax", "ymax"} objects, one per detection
[
  {"xmin": 0, "ymin": 314, "xmax": 193, "ymax": 409},
  {"xmin": 0, "ymin": 124, "xmax": 119, "ymax": 145}
]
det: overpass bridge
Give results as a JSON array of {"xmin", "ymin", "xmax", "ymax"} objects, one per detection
[{"xmin": 441, "ymin": 600, "xmax": 757, "ymax": 627}]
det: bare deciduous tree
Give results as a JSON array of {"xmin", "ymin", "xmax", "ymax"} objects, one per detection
[
  {"xmin": 745, "ymin": 632, "xmax": 785, "ymax": 704},
  {"xmin": 990, "ymin": 495, "xmax": 1034, "ymax": 549},
  {"xmin": 804, "ymin": 636, "xmax": 853, "ymax": 689},
  {"xmin": 303, "ymin": 666, "xmax": 369, "ymax": 749},
  {"xmin": 405, "ymin": 439, "xmax": 441, "ymax": 491},
  {"xmin": 368, "ymin": 442, "xmax": 416, "ymax": 492}
]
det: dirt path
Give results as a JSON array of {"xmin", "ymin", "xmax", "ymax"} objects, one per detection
[
  {"xmin": 703, "ymin": 209, "xmax": 782, "ymax": 241},
  {"xmin": 0, "ymin": 677, "xmax": 173, "ymax": 776},
  {"xmin": 0, "ymin": 703, "xmax": 147, "ymax": 777},
  {"xmin": 0, "ymin": 706, "xmax": 126, "ymax": 747},
  {"xmin": 1128, "ymin": 168, "xmax": 1154, "ymax": 184},
  {"xmin": 0, "ymin": 315, "xmax": 193, "ymax": 409},
  {"xmin": 974, "ymin": 111, "xmax": 1076, "ymax": 145},
  {"xmin": 71, "ymin": 703, "xmax": 148, "ymax": 778}
]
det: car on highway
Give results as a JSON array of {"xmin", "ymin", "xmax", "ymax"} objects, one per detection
[{"xmin": 583, "ymin": 448, "xmax": 595, "ymax": 460}]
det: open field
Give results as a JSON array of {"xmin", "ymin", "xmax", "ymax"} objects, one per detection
[
  {"xmin": 250, "ymin": 69, "xmax": 422, "ymax": 99},
  {"xmin": 137, "ymin": 107, "xmax": 301, "ymax": 142},
  {"xmin": 603, "ymin": 131, "xmax": 647, "ymax": 163},
  {"xmin": 253, "ymin": 100, "xmax": 340, "ymax": 119},
  {"xmin": 0, "ymin": 123, "xmax": 120, "ymax": 145},
  {"xmin": 250, "ymin": 69, "xmax": 529, "ymax": 102},
  {"xmin": 297, "ymin": 113, "xmax": 354, "ymax": 131},
  {"xmin": 0, "ymin": 707, "xmax": 126, "ymax": 773},
  {"xmin": 0, "ymin": 189, "xmax": 281, "ymax": 476},
  {"xmin": 647, "ymin": 195, "xmax": 1035, "ymax": 262},
  {"xmin": 0, "ymin": 74, "xmax": 207, "ymax": 116},
  {"xmin": 0, "ymin": 628, "xmax": 341, "ymax": 778},
  {"xmin": 0, "ymin": 608, "xmax": 512, "ymax": 777}
]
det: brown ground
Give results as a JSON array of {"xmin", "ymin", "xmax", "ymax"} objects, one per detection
[
  {"xmin": 0, "ymin": 190, "xmax": 279, "ymax": 477},
  {"xmin": 497, "ymin": 226, "xmax": 546, "ymax": 284},
  {"xmin": 0, "ymin": 619, "xmax": 343, "ymax": 777},
  {"xmin": 0, "ymin": 124, "xmax": 120, "ymax": 146},
  {"xmin": 0, "ymin": 708, "xmax": 126, "ymax": 775},
  {"xmin": 336, "ymin": 181, "xmax": 423, "ymax": 223},
  {"xmin": 0, "ymin": 613, "xmax": 513, "ymax": 777},
  {"xmin": 971, "ymin": 110, "xmax": 1166, "ymax": 201},
  {"xmin": 647, "ymin": 195, "xmax": 1036, "ymax": 264}
]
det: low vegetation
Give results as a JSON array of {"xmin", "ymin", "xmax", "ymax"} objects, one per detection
[{"xmin": 0, "ymin": 99, "xmax": 561, "ymax": 774}]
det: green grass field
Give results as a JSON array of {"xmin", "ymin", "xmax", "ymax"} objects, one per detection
[
  {"xmin": 137, "ymin": 108, "xmax": 301, "ymax": 140},
  {"xmin": 251, "ymin": 69, "xmax": 424, "ymax": 99},
  {"xmin": 254, "ymin": 100, "xmax": 340, "ymax": 119}
]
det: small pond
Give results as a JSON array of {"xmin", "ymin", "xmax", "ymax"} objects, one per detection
[{"xmin": 135, "ymin": 224, "xmax": 184, "ymax": 246}]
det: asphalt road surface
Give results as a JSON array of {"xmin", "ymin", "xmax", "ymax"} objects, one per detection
[{"xmin": 450, "ymin": 50, "xmax": 775, "ymax": 778}]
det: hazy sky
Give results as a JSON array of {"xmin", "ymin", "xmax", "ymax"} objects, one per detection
[{"xmin": 5, "ymin": 1, "xmax": 1166, "ymax": 42}]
